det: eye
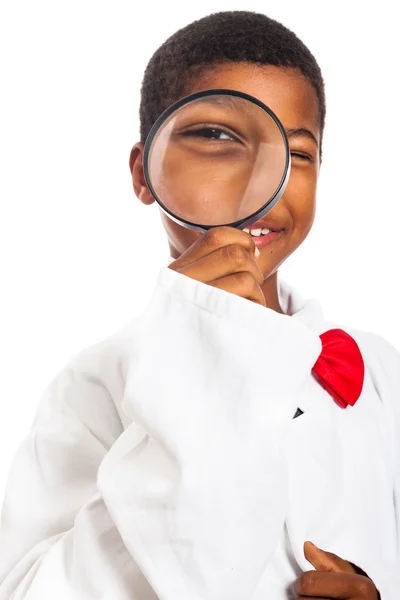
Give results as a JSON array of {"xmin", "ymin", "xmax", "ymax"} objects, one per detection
[
  {"xmin": 191, "ymin": 127, "xmax": 234, "ymax": 140},
  {"xmin": 290, "ymin": 151, "xmax": 314, "ymax": 162},
  {"xmin": 179, "ymin": 125, "xmax": 240, "ymax": 142}
]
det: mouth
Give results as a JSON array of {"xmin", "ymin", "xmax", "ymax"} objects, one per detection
[{"xmin": 243, "ymin": 219, "xmax": 285, "ymax": 250}]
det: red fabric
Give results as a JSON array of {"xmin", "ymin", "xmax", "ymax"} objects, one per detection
[{"xmin": 312, "ymin": 329, "xmax": 365, "ymax": 408}]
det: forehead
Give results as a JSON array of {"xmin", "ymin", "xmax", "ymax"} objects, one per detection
[{"xmin": 187, "ymin": 63, "xmax": 320, "ymax": 144}]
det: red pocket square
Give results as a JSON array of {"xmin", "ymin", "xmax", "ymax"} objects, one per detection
[{"xmin": 312, "ymin": 329, "xmax": 365, "ymax": 408}]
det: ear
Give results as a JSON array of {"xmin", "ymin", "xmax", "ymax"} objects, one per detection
[{"xmin": 129, "ymin": 142, "xmax": 155, "ymax": 206}]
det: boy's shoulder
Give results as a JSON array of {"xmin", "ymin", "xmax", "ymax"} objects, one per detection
[
  {"xmin": 65, "ymin": 314, "xmax": 144, "ymax": 372},
  {"xmin": 342, "ymin": 325, "xmax": 400, "ymax": 371},
  {"xmin": 64, "ymin": 312, "xmax": 149, "ymax": 389},
  {"xmin": 34, "ymin": 315, "xmax": 146, "ymax": 436},
  {"xmin": 329, "ymin": 321, "xmax": 400, "ymax": 402}
]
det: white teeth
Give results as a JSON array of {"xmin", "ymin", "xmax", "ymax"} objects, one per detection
[{"xmin": 245, "ymin": 227, "xmax": 273, "ymax": 236}]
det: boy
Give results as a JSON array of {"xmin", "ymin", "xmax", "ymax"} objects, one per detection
[{"xmin": 1, "ymin": 10, "xmax": 399, "ymax": 600}]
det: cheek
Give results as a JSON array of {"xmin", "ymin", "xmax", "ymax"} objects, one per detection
[{"xmin": 285, "ymin": 168, "xmax": 317, "ymax": 236}]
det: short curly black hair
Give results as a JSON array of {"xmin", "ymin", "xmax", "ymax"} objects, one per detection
[{"xmin": 139, "ymin": 11, "xmax": 326, "ymax": 156}]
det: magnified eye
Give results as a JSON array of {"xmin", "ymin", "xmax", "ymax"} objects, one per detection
[
  {"xmin": 191, "ymin": 127, "xmax": 234, "ymax": 140},
  {"xmin": 179, "ymin": 125, "xmax": 240, "ymax": 143}
]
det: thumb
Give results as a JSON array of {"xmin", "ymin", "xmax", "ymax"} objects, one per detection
[{"xmin": 304, "ymin": 541, "xmax": 356, "ymax": 573}]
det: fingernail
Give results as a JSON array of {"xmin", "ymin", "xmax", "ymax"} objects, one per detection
[
  {"xmin": 309, "ymin": 542, "xmax": 321, "ymax": 550},
  {"xmin": 254, "ymin": 246, "xmax": 260, "ymax": 258},
  {"xmin": 305, "ymin": 541, "xmax": 316, "ymax": 549}
]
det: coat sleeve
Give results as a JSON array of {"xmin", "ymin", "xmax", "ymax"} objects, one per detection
[
  {"xmin": 0, "ymin": 266, "xmax": 323, "ymax": 600},
  {"xmin": 94, "ymin": 266, "xmax": 323, "ymax": 600},
  {"xmin": 0, "ymin": 348, "xmax": 160, "ymax": 599}
]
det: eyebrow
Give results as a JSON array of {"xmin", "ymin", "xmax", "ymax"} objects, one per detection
[
  {"xmin": 285, "ymin": 127, "xmax": 319, "ymax": 148},
  {"xmin": 198, "ymin": 95, "xmax": 256, "ymax": 115}
]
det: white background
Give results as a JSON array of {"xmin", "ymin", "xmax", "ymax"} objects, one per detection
[{"xmin": 0, "ymin": 1, "xmax": 399, "ymax": 504}]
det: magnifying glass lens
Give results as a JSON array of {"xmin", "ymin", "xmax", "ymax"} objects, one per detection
[{"xmin": 144, "ymin": 91, "xmax": 289, "ymax": 230}]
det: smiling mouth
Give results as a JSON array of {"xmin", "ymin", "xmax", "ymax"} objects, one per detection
[
  {"xmin": 243, "ymin": 226, "xmax": 284, "ymax": 249},
  {"xmin": 243, "ymin": 221, "xmax": 284, "ymax": 249}
]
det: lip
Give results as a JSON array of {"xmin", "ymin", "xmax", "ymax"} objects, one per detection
[
  {"xmin": 251, "ymin": 230, "xmax": 283, "ymax": 249},
  {"xmin": 242, "ymin": 219, "xmax": 285, "ymax": 250}
]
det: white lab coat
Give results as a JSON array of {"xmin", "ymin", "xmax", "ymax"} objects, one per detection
[{"xmin": 0, "ymin": 259, "xmax": 399, "ymax": 600}]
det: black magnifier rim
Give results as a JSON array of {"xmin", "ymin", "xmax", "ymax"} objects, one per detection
[{"xmin": 143, "ymin": 88, "xmax": 290, "ymax": 232}]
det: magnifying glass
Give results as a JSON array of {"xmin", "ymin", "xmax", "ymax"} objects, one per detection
[{"xmin": 143, "ymin": 89, "xmax": 291, "ymax": 233}]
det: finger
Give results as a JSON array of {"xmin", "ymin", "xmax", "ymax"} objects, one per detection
[
  {"xmin": 209, "ymin": 271, "xmax": 266, "ymax": 307},
  {"xmin": 294, "ymin": 570, "xmax": 376, "ymax": 599},
  {"xmin": 304, "ymin": 541, "xmax": 356, "ymax": 574},
  {"xmin": 174, "ymin": 243, "xmax": 264, "ymax": 287},
  {"xmin": 170, "ymin": 226, "xmax": 259, "ymax": 269}
]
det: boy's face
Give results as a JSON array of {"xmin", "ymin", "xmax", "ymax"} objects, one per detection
[{"xmin": 130, "ymin": 63, "xmax": 321, "ymax": 280}]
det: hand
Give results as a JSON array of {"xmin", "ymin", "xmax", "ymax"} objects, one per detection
[
  {"xmin": 293, "ymin": 541, "xmax": 380, "ymax": 599},
  {"xmin": 168, "ymin": 226, "xmax": 266, "ymax": 306}
]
